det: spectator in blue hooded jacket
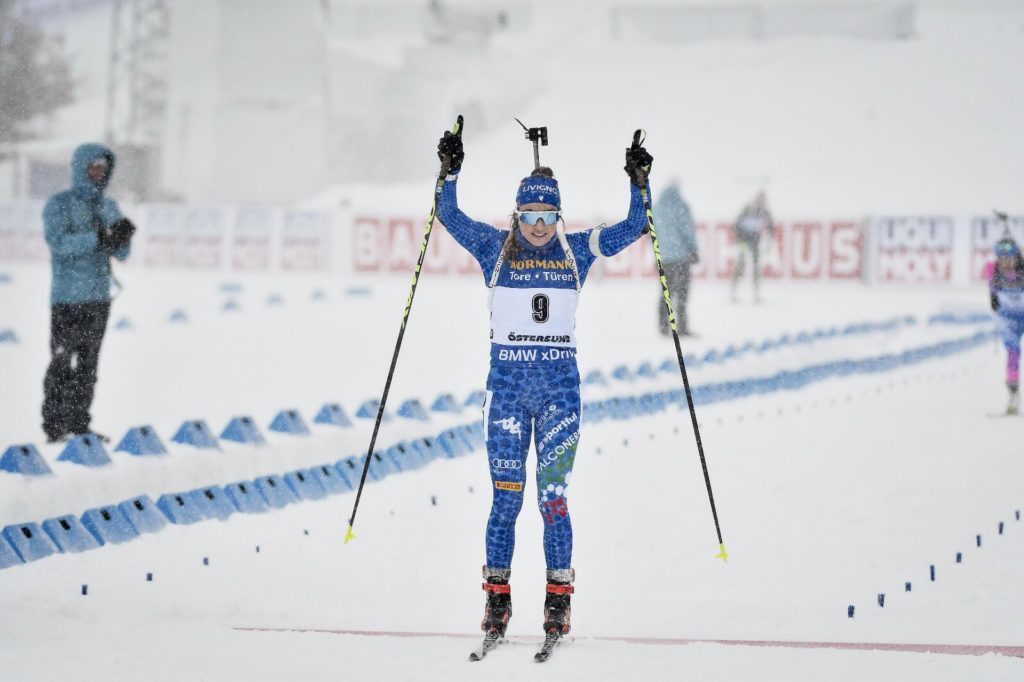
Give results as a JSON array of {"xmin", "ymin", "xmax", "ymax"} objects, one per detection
[
  {"xmin": 652, "ymin": 179, "xmax": 699, "ymax": 336},
  {"xmin": 41, "ymin": 143, "xmax": 135, "ymax": 442}
]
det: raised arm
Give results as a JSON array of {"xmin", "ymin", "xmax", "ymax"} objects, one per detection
[
  {"xmin": 588, "ymin": 184, "xmax": 648, "ymax": 258},
  {"xmin": 436, "ymin": 126, "xmax": 505, "ymax": 279},
  {"xmin": 581, "ymin": 136, "xmax": 654, "ymax": 259},
  {"xmin": 437, "ymin": 178, "xmax": 505, "ymax": 269}
]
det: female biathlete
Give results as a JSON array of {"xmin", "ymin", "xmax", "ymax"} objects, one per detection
[
  {"xmin": 987, "ymin": 235, "xmax": 1024, "ymax": 414},
  {"xmin": 436, "ymin": 127, "xmax": 653, "ymax": 647}
]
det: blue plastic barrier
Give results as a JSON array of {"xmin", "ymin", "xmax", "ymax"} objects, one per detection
[
  {"xmin": 611, "ymin": 365, "xmax": 633, "ymax": 381},
  {"xmin": 57, "ymin": 434, "xmax": 111, "ymax": 467},
  {"xmin": 411, "ymin": 436, "xmax": 438, "ymax": 465},
  {"xmin": 436, "ymin": 430, "xmax": 464, "ymax": 458},
  {"xmin": 453, "ymin": 425, "xmax": 477, "ymax": 453},
  {"xmin": 388, "ymin": 442, "xmax": 423, "ymax": 472},
  {"xmin": 311, "ymin": 464, "xmax": 351, "ymax": 494},
  {"xmin": 266, "ymin": 293, "xmax": 284, "ymax": 305},
  {"xmin": 169, "ymin": 309, "xmax": 188, "ymax": 322},
  {"xmin": 381, "ymin": 445, "xmax": 405, "ymax": 473},
  {"xmin": 465, "ymin": 422, "xmax": 485, "ymax": 449},
  {"xmin": 0, "ymin": 536, "xmax": 23, "ymax": 569},
  {"xmin": 583, "ymin": 370, "xmax": 607, "ymax": 386},
  {"xmin": 430, "ymin": 394, "xmax": 461, "ymax": 413},
  {"xmin": 42, "ymin": 515, "xmax": 101, "ymax": 553},
  {"xmin": 220, "ymin": 416, "xmax": 266, "ymax": 445},
  {"xmin": 464, "ymin": 390, "xmax": 487, "ymax": 408},
  {"xmin": 0, "ymin": 444, "xmax": 52, "ymax": 476},
  {"xmin": 81, "ymin": 506, "xmax": 139, "ymax": 545},
  {"xmin": 254, "ymin": 475, "xmax": 300, "ymax": 509},
  {"xmin": 284, "ymin": 469, "xmax": 327, "ymax": 500},
  {"xmin": 156, "ymin": 492, "xmax": 209, "ymax": 525},
  {"xmin": 0, "ymin": 329, "xmax": 18, "ymax": 343},
  {"xmin": 189, "ymin": 486, "xmax": 236, "ymax": 520},
  {"xmin": 269, "ymin": 409, "xmax": 310, "ymax": 435},
  {"xmin": 117, "ymin": 496, "xmax": 167, "ymax": 534},
  {"xmin": 223, "ymin": 481, "xmax": 269, "ymax": 514},
  {"xmin": 397, "ymin": 399, "xmax": 430, "ymax": 421},
  {"xmin": 172, "ymin": 420, "xmax": 219, "ymax": 449},
  {"xmin": 222, "ymin": 299, "xmax": 240, "ymax": 312},
  {"xmin": 356, "ymin": 399, "xmax": 392, "ymax": 421},
  {"xmin": 115, "ymin": 425, "xmax": 167, "ymax": 456},
  {"xmin": 219, "ymin": 282, "xmax": 243, "ymax": 293},
  {"xmin": 335, "ymin": 457, "xmax": 363, "ymax": 485},
  {"xmin": 313, "ymin": 403, "xmax": 352, "ymax": 427},
  {"xmin": 636, "ymin": 362, "xmax": 656, "ymax": 378},
  {"xmin": 366, "ymin": 451, "xmax": 395, "ymax": 478},
  {"xmin": 114, "ymin": 318, "xmax": 133, "ymax": 330},
  {"xmin": 311, "ymin": 289, "xmax": 327, "ymax": 301},
  {"xmin": 3, "ymin": 523, "xmax": 57, "ymax": 562}
]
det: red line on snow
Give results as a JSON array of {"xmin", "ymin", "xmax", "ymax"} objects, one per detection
[{"xmin": 233, "ymin": 627, "xmax": 1024, "ymax": 658}]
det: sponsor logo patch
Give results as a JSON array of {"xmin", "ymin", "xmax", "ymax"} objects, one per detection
[
  {"xmin": 492, "ymin": 416, "xmax": 523, "ymax": 438},
  {"xmin": 507, "ymin": 332, "xmax": 571, "ymax": 343},
  {"xmin": 495, "ymin": 481, "xmax": 524, "ymax": 492},
  {"xmin": 538, "ymin": 413, "xmax": 579, "ymax": 450}
]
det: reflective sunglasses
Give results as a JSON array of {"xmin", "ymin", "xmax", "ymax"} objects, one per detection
[
  {"xmin": 516, "ymin": 210, "xmax": 561, "ymax": 226},
  {"xmin": 996, "ymin": 241, "xmax": 1018, "ymax": 255}
]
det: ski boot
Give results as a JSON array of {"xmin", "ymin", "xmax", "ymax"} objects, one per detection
[
  {"xmin": 480, "ymin": 567, "xmax": 512, "ymax": 637},
  {"xmin": 1008, "ymin": 384, "xmax": 1020, "ymax": 416},
  {"xmin": 542, "ymin": 568, "xmax": 575, "ymax": 635}
]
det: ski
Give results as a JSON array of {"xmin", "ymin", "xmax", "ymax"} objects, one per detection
[
  {"xmin": 468, "ymin": 631, "xmax": 503, "ymax": 661},
  {"xmin": 534, "ymin": 630, "xmax": 562, "ymax": 662}
]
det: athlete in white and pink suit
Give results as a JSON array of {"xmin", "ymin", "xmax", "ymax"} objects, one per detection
[{"xmin": 985, "ymin": 236, "xmax": 1024, "ymax": 413}]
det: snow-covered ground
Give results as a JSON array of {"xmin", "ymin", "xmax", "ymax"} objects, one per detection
[{"xmin": 1, "ymin": 264, "xmax": 1021, "ymax": 680}]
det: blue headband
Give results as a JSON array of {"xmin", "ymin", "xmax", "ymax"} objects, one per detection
[
  {"xmin": 996, "ymin": 239, "xmax": 1020, "ymax": 257},
  {"xmin": 516, "ymin": 175, "xmax": 560, "ymax": 209}
]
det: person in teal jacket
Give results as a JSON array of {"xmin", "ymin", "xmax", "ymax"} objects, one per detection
[
  {"xmin": 41, "ymin": 143, "xmax": 135, "ymax": 442},
  {"xmin": 652, "ymin": 179, "xmax": 699, "ymax": 335}
]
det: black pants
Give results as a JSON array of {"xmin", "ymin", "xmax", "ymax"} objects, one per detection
[
  {"xmin": 658, "ymin": 260, "xmax": 692, "ymax": 335},
  {"xmin": 731, "ymin": 234, "xmax": 761, "ymax": 290},
  {"xmin": 42, "ymin": 302, "xmax": 111, "ymax": 439}
]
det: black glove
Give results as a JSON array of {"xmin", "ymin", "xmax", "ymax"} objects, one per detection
[
  {"xmin": 97, "ymin": 218, "xmax": 135, "ymax": 253},
  {"xmin": 437, "ymin": 129, "xmax": 464, "ymax": 174},
  {"xmin": 624, "ymin": 142, "xmax": 653, "ymax": 187},
  {"xmin": 991, "ymin": 292, "xmax": 1000, "ymax": 312},
  {"xmin": 95, "ymin": 227, "xmax": 112, "ymax": 252}
]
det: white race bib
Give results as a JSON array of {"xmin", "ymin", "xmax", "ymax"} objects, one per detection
[{"xmin": 489, "ymin": 286, "xmax": 578, "ymax": 347}]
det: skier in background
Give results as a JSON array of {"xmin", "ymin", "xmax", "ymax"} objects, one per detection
[
  {"xmin": 436, "ymin": 126, "xmax": 652, "ymax": 647},
  {"xmin": 652, "ymin": 179, "xmax": 699, "ymax": 336},
  {"xmin": 986, "ymin": 235, "xmax": 1024, "ymax": 414},
  {"xmin": 41, "ymin": 143, "xmax": 135, "ymax": 443},
  {"xmin": 730, "ymin": 190, "xmax": 774, "ymax": 303}
]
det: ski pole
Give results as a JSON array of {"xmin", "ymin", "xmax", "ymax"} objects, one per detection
[
  {"xmin": 631, "ymin": 129, "xmax": 729, "ymax": 562},
  {"xmin": 344, "ymin": 114, "xmax": 463, "ymax": 544}
]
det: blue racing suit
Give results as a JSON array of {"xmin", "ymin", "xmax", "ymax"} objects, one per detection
[{"xmin": 438, "ymin": 173, "xmax": 648, "ymax": 571}]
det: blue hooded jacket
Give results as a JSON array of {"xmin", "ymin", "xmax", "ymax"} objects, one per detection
[
  {"xmin": 652, "ymin": 184, "xmax": 698, "ymax": 264},
  {"xmin": 43, "ymin": 143, "xmax": 130, "ymax": 305}
]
